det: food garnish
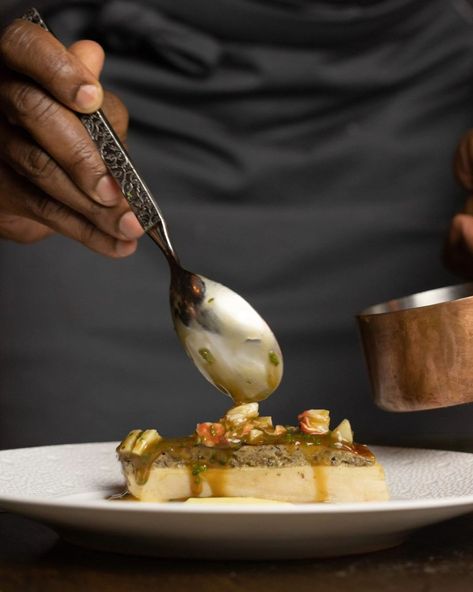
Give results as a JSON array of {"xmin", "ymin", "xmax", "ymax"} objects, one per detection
[{"xmin": 117, "ymin": 403, "xmax": 388, "ymax": 503}]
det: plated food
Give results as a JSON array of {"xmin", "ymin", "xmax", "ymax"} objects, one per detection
[{"xmin": 117, "ymin": 403, "xmax": 388, "ymax": 503}]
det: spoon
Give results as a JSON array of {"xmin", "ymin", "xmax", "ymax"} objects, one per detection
[{"xmin": 23, "ymin": 7, "xmax": 284, "ymax": 405}]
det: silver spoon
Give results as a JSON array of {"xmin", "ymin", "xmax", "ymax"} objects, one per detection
[{"xmin": 23, "ymin": 7, "xmax": 284, "ymax": 405}]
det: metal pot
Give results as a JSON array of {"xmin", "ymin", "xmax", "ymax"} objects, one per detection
[{"xmin": 357, "ymin": 283, "xmax": 473, "ymax": 411}]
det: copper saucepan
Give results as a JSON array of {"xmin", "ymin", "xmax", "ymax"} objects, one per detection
[{"xmin": 357, "ymin": 283, "xmax": 473, "ymax": 411}]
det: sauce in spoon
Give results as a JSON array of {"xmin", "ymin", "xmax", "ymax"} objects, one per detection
[{"xmin": 170, "ymin": 270, "xmax": 283, "ymax": 403}]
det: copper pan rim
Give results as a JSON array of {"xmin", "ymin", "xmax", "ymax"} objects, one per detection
[{"xmin": 358, "ymin": 282, "xmax": 473, "ymax": 318}]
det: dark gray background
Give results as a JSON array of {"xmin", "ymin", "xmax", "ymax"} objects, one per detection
[{"xmin": 1, "ymin": 0, "xmax": 473, "ymax": 449}]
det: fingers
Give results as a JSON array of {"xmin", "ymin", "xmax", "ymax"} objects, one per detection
[
  {"xmin": 454, "ymin": 130, "xmax": 473, "ymax": 192},
  {"xmin": 0, "ymin": 75, "xmax": 133, "ymax": 210},
  {"xmin": 0, "ymin": 19, "xmax": 103, "ymax": 112},
  {"xmin": 444, "ymin": 213, "xmax": 473, "ymax": 278},
  {"xmin": 0, "ymin": 117, "xmax": 141, "ymax": 240},
  {"xmin": 0, "ymin": 212, "xmax": 54, "ymax": 243},
  {"xmin": 68, "ymin": 40, "xmax": 104, "ymax": 79},
  {"xmin": 463, "ymin": 195, "xmax": 473, "ymax": 216},
  {"xmin": 64, "ymin": 42, "xmax": 129, "ymax": 140},
  {"xmin": 447, "ymin": 132, "xmax": 473, "ymax": 277},
  {"xmin": 68, "ymin": 42, "xmax": 129, "ymax": 142},
  {"xmin": 0, "ymin": 18, "xmax": 139, "ymax": 255},
  {"xmin": 0, "ymin": 161, "xmax": 137, "ymax": 257},
  {"xmin": 102, "ymin": 91, "xmax": 129, "ymax": 142},
  {"xmin": 448, "ymin": 214, "xmax": 473, "ymax": 251},
  {"xmin": 0, "ymin": 73, "xmax": 111, "ymax": 204}
]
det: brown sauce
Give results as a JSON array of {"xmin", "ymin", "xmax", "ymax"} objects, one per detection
[
  {"xmin": 296, "ymin": 444, "xmax": 327, "ymax": 501},
  {"xmin": 352, "ymin": 443, "xmax": 375, "ymax": 459},
  {"xmin": 119, "ymin": 431, "xmax": 375, "ymax": 503},
  {"xmin": 202, "ymin": 468, "xmax": 228, "ymax": 497},
  {"xmin": 186, "ymin": 465, "xmax": 229, "ymax": 497},
  {"xmin": 189, "ymin": 466, "xmax": 203, "ymax": 497},
  {"xmin": 312, "ymin": 467, "xmax": 328, "ymax": 502}
]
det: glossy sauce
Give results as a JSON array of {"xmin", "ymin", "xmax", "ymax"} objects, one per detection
[
  {"xmin": 189, "ymin": 466, "xmax": 203, "ymax": 497},
  {"xmin": 119, "ymin": 432, "xmax": 375, "ymax": 503},
  {"xmin": 312, "ymin": 467, "xmax": 328, "ymax": 502},
  {"xmin": 202, "ymin": 468, "xmax": 228, "ymax": 497}
]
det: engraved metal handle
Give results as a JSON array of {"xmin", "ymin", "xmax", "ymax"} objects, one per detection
[{"xmin": 21, "ymin": 7, "xmax": 177, "ymax": 261}]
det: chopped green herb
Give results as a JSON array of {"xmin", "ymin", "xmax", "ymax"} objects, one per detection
[
  {"xmin": 191, "ymin": 463, "xmax": 207, "ymax": 484},
  {"xmin": 199, "ymin": 348, "xmax": 215, "ymax": 364},
  {"xmin": 268, "ymin": 351, "xmax": 280, "ymax": 366},
  {"xmin": 208, "ymin": 297, "xmax": 215, "ymax": 303}
]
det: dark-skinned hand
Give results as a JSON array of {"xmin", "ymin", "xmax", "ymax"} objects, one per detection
[
  {"xmin": 0, "ymin": 18, "xmax": 143, "ymax": 257},
  {"xmin": 445, "ymin": 130, "xmax": 473, "ymax": 278}
]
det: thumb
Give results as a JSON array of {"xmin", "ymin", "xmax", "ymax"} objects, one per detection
[{"xmin": 68, "ymin": 40, "xmax": 105, "ymax": 80}]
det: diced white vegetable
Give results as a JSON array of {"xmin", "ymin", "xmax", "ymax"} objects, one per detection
[
  {"xmin": 225, "ymin": 403, "xmax": 259, "ymax": 426},
  {"xmin": 331, "ymin": 419, "xmax": 353, "ymax": 444}
]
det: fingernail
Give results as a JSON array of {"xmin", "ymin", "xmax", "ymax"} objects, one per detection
[
  {"xmin": 95, "ymin": 175, "xmax": 121, "ymax": 205},
  {"xmin": 116, "ymin": 240, "xmax": 137, "ymax": 257},
  {"xmin": 119, "ymin": 211, "xmax": 143, "ymax": 239},
  {"xmin": 76, "ymin": 83, "xmax": 101, "ymax": 111}
]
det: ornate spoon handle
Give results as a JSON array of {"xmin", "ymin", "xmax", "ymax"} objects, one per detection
[{"xmin": 21, "ymin": 7, "xmax": 177, "ymax": 259}]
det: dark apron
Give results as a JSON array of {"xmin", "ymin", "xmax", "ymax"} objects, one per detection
[{"xmin": 1, "ymin": 0, "xmax": 473, "ymax": 448}]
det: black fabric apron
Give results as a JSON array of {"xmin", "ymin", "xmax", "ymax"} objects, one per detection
[{"xmin": 1, "ymin": 0, "xmax": 473, "ymax": 448}]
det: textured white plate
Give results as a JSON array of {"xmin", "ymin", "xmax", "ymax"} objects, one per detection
[{"xmin": 1, "ymin": 443, "xmax": 473, "ymax": 560}]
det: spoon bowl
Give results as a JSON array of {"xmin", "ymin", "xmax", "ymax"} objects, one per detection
[{"xmin": 170, "ymin": 268, "xmax": 283, "ymax": 403}]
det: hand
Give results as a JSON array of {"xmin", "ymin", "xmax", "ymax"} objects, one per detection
[
  {"xmin": 445, "ymin": 129, "xmax": 473, "ymax": 278},
  {"xmin": 0, "ymin": 18, "xmax": 144, "ymax": 257}
]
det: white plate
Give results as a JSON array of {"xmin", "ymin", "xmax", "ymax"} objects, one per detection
[{"xmin": 0, "ymin": 442, "xmax": 473, "ymax": 560}]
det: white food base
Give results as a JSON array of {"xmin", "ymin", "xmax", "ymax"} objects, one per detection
[{"xmin": 123, "ymin": 463, "xmax": 389, "ymax": 503}]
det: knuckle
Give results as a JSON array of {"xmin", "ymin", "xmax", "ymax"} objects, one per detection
[
  {"xmin": 78, "ymin": 220, "xmax": 98, "ymax": 247},
  {"xmin": 0, "ymin": 20, "xmax": 31, "ymax": 60},
  {"xmin": 87, "ymin": 199, "xmax": 107, "ymax": 218},
  {"xmin": 22, "ymin": 145, "xmax": 57, "ymax": 181},
  {"xmin": 29, "ymin": 195, "xmax": 64, "ymax": 222},
  {"xmin": 45, "ymin": 51, "xmax": 73, "ymax": 86},
  {"xmin": 0, "ymin": 131, "xmax": 57, "ymax": 183},
  {"xmin": 10, "ymin": 82, "xmax": 60, "ymax": 125},
  {"xmin": 83, "ymin": 200, "xmax": 124, "ymax": 239},
  {"xmin": 69, "ymin": 137, "xmax": 104, "ymax": 178}
]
